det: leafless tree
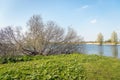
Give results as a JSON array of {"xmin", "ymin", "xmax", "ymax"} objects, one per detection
[
  {"xmin": 0, "ymin": 27, "xmax": 16, "ymax": 56},
  {"xmin": 0, "ymin": 15, "xmax": 84, "ymax": 56},
  {"xmin": 22, "ymin": 15, "xmax": 84, "ymax": 55},
  {"xmin": 23, "ymin": 15, "xmax": 45, "ymax": 55}
]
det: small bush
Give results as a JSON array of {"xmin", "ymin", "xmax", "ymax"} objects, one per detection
[
  {"xmin": 0, "ymin": 58, "xmax": 8, "ymax": 64},
  {"xmin": 0, "ymin": 56, "xmax": 34, "ymax": 64}
]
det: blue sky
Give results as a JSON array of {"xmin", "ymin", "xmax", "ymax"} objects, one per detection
[{"xmin": 0, "ymin": 0, "xmax": 120, "ymax": 41}]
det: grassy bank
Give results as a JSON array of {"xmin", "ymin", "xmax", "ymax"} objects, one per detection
[{"xmin": 0, "ymin": 54, "xmax": 120, "ymax": 80}]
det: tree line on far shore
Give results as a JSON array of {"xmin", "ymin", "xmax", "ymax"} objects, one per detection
[
  {"xmin": 0, "ymin": 15, "xmax": 84, "ymax": 56},
  {"xmin": 97, "ymin": 31, "xmax": 118, "ymax": 45}
]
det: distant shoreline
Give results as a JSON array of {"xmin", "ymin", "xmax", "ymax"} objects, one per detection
[{"xmin": 84, "ymin": 42, "xmax": 120, "ymax": 45}]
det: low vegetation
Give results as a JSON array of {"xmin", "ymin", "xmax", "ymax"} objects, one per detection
[{"xmin": 0, "ymin": 53, "xmax": 120, "ymax": 80}]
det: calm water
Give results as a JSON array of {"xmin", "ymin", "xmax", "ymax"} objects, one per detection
[{"xmin": 84, "ymin": 44, "xmax": 120, "ymax": 58}]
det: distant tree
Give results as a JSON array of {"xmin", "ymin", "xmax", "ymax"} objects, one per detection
[
  {"xmin": 111, "ymin": 31, "xmax": 118, "ymax": 45},
  {"xmin": 97, "ymin": 33, "xmax": 103, "ymax": 45}
]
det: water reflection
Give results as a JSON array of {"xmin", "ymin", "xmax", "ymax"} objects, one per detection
[
  {"xmin": 85, "ymin": 44, "xmax": 120, "ymax": 58},
  {"xmin": 111, "ymin": 45, "xmax": 118, "ymax": 58},
  {"xmin": 98, "ymin": 45, "xmax": 104, "ymax": 56}
]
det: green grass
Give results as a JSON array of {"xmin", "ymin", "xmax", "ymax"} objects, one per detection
[{"xmin": 0, "ymin": 53, "xmax": 120, "ymax": 80}]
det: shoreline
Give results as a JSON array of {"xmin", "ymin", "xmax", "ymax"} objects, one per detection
[{"xmin": 85, "ymin": 43, "xmax": 120, "ymax": 45}]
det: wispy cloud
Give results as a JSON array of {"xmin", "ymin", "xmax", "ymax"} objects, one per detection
[
  {"xmin": 81, "ymin": 5, "xmax": 88, "ymax": 9},
  {"xmin": 76, "ymin": 5, "xmax": 88, "ymax": 12},
  {"xmin": 90, "ymin": 19, "xmax": 97, "ymax": 24}
]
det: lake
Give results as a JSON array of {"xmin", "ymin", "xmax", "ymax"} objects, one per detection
[{"xmin": 84, "ymin": 44, "xmax": 120, "ymax": 58}]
